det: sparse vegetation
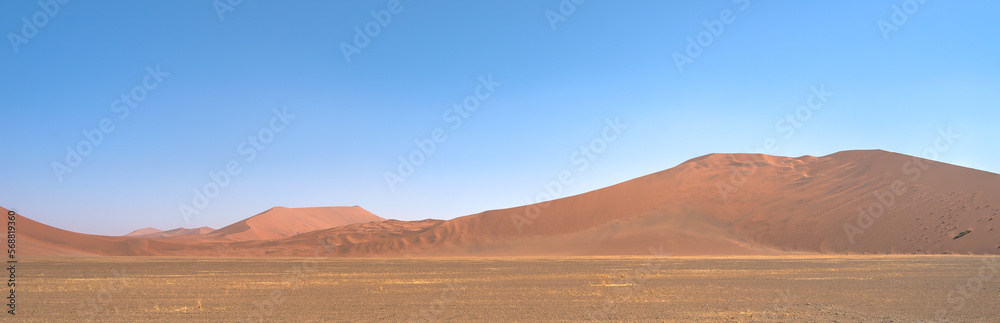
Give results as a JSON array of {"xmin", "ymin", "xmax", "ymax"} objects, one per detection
[{"xmin": 15, "ymin": 256, "xmax": 1000, "ymax": 321}]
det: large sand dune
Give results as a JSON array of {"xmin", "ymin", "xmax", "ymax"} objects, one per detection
[
  {"xmin": 207, "ymin": 206, "xmax": 386, "ymax": 241},
  {"xmin": 9, "ymin": 150, "xmax": 1000, "ymax": 257},
  {"xmin": 125, "ymin": 227, "xmax": 163, "ymax": 236},
  {"xmin": 127, "ymin": 227, "xmax": 215, "ymax": 239}
]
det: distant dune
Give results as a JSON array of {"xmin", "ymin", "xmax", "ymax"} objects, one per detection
[
  {"xmin": 9, "ymin": 209, "xmax": 151, "ymax": 256},
  {"xmin": 9, "ymin": 150, "xmax": 1000, "ymax": 257},
  {"xmin": 125, "ymin": 227, "xmax": 162, "ymax": 237},
  {"xmin": 129, "ymin": 227, "xmax": 215, "ymax": 239},
  {"xmin": 207, "ymin": 206, "xmax": 386, "ymax": 241}
]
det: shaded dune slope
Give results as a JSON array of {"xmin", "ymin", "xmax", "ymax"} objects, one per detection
[{"xmin": 11, "ymin": 150, "xmax": 1000, "ymax": 257}]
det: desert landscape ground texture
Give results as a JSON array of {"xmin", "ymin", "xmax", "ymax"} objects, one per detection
[{"xmin": 14, "ymin": 256, "xmax": 1000, "ymax": 322}]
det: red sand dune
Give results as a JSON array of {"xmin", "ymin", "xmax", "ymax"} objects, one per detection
[
  {"xmin": 9, "ymin": 150, "xmax": 1000, "ymax": 257},
  {"xmin": 222, "ymin": 219, "xmax": 446, "ymax": 256},
  {"xmin": 129, "ymin": 227, "xmax": 215, "ymax": 239},
  {"xmin": 8, "ymin": 209, "xmax": 159, "ymax": 256},
  {"xmin": 125, "ymin": 227, "xmax": 162, "ymax": 236},
  {"xmin": 207, "ymin": 206, "xmax": 386, "ymax": 241}
]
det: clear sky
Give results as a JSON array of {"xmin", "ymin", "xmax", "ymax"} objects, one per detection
[{"xmin": 2, "ymin": 1, "xmax": 998, "ymax": 235}]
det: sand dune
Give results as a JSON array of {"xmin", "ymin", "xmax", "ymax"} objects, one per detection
[
  {"xmin": 207, "ymin": 206, "xmax": 386, "ymax": 241},
  {"xmin": 6, "ymin": 207, "xmax": 156, "ymax": 256},
  {"xmin": 9, "ymin": 150, "xmax": 1000, "ymax": 257},
  {"xmin": 125, "ymin": 227, "xmax": 162, "ymax": 236},
  {"xmin": 7, "ymin": 206, "xmax": 386, "ymax": 256},
  {"xmin": 129, "ymin": 227, "xmax": 215, "ymax": 239},
  {"xmin": 218, "ymin": 219, "xmax": 446, "ymax": 256},
  {"xmin": 287, "ymin": 149, "xmax": 1000, "ymax": 256}
]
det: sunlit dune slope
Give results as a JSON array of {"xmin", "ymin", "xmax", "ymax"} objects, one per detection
[{"xmin": 10, "ymin": 150, "xmax": 1000, "ymax": 257}]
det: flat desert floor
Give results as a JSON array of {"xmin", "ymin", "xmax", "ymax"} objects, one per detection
[{"xmin": 12, "ymin": 256, "xmax": 1000, "ymax": 322}]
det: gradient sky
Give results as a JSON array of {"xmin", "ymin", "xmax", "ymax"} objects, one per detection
[{"xmin": 2, "ymin": 1, "xmax": 998, "ymax": 235}]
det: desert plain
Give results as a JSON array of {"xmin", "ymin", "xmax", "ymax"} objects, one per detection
[
  {"xmin": 13, "ymin": 255, "xmax": 1000, "ymax": 322},
  {"xmin": 8, "ymin": 150, "xmax": 1000, "ymax": 321}
]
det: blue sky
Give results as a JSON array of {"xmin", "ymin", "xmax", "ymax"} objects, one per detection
[{"xmin": 2, "ymin": 1, "xmax": 998, "ymax": 235}]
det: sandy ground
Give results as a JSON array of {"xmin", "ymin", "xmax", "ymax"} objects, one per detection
[{"xmin": 10, "ymin": 256, "xmax": 1000, "ymax": 322}]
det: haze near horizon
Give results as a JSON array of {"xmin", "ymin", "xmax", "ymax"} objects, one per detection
[{"xmin": 2, "ymin": 0, "xmax": 998, "ymax": 235}]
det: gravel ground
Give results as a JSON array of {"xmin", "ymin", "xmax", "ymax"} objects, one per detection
[{"xmin": 9, "ymin": 255, "xmax": 1000, "ymax": 322}]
